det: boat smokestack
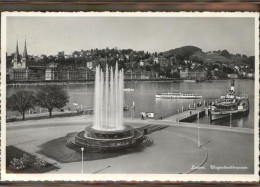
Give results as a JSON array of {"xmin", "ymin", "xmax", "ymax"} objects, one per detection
[{"xmin": 230, "ymin": 79, "xmax": 235, "ymax": 92}]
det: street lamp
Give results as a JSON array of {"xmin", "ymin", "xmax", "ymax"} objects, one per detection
[
  {"xmin": 177, "ymin": 109, "xmax": 179, "ymax": 123},
  {"xmin": 81, "ymin": 147, "xmax": 84, "ymax": 174},
  {"xmin": 197, "ymin": 111, "xmax": 200, "ymax": 123},
  {"xmin": 131, "ymin": 101, "xmax": 135, "ymax": 120},
  {"xmin": 198, "ymin": 127, "xmax": 200, "ymax": 147},
  {"xmin": 82, "ymin": 106, "xmax": 86, "ymax": 118},
  {"xmin": 229, "ymin": 113, "xmax": 232, "ymax": 129}
]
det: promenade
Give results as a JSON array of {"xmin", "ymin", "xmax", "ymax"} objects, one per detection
[{"xmin": 5, "ymin": 114, "xmax": 254, "ymax": 174}]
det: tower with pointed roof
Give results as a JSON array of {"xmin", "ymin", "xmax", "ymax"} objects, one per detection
[
  {"xmin": 13, "ymin": 40, "xmax": 20, "ymax": 69},
  {"xmin": 12, "ymin": 39, "xmax": 27, "ymax": 69},
  {"xmin": 21, "ymin": 39, "xmax": 28, "ymax": 68}
]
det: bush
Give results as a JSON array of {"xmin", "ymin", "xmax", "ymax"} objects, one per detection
[
  {"xmin": 33, "ymin": 157, "xmax": 47, "ymax": 168},
  {"xmin": 9, "ymin": 153, "xmax": 29, "ymax": 170}
]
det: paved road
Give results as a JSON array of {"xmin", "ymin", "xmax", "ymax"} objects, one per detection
[{"xmin": 5, "ymin": 116, "xmax": 255, "ymax": 174}]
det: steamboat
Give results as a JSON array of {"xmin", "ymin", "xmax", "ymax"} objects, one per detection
[{"xmin": 209, "ymin": 80, "xmax": 249, "ymax": 121}]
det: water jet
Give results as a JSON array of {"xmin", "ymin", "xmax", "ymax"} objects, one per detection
[{"xmin": 66, "ymin": 63, "xmax": 144, "ymax": 152}]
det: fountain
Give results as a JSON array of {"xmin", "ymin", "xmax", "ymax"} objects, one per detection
[
  {"xmin": 93, "ymin": 63, "xmax": 124, "ymax": 131},
  {"xmin": 66, "ymin": 63, "xmax": 144, "ymax": 152}
]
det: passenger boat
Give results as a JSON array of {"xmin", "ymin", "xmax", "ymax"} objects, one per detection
[
  {"xmin": 155, "ymin": 92, "xmax": 202, "ymax": 99},
  {"xmin": 209, "ymin": 80, "xmax": 249, "ymax": 121}
]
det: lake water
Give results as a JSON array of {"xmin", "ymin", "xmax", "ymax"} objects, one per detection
[{"xmin": 7, "ymin": 79, "xmax": 255, "ymax": 129}]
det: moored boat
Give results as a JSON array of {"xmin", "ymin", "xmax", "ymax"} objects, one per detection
[
  {"xmin": 209, "ymin": 80, "xmax": 249, "ymax": 121},
  {"xmin": 155, "ymin": 92, "xmax": 202, "ymax": 99}
]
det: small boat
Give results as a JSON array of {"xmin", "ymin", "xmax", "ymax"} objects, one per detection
[
  {"xmin": 209, "ymin": 80, "xmax": 249, "ymax": 121},
  {"xmin": 155, "ymin": 92, "xmax": 202, "ymax": 99}
]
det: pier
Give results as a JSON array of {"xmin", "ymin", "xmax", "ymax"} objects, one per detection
[{"xmin": 163, "ymin": 108, "xmax": 206, "ymax": 122}]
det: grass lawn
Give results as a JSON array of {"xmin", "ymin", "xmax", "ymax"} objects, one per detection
[{"xmin": 6, "ymin": 145, "xmax": 59, "ymax": 173}]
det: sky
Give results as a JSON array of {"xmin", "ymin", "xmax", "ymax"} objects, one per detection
[{"xmin": 6, "ymin": 16, "xmax": 255, "ymax": 56}]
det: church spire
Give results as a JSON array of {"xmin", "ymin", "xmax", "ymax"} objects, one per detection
[
  {"xmin": 23, "ymin": 38, "xmax": 28, "ymax": 58},
  {"xmin": 14, "ymin": 38, "xmax": 20, "ymax": 61}
]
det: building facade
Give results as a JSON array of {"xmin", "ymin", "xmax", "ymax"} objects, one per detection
[
  {"xmin": 180, "ymin": 68, "xmax": 206, "ymax": 80},
  {"xmin": 154, "ymin": 57, "xmax": 169, "ymax": 66}
]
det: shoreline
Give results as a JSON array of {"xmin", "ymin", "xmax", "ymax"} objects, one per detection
[{"xmin": 6, "ymin": 78, "xmax": 254, "ymax": 86}]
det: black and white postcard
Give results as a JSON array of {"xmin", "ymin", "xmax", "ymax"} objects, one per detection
[{"xmin": 1, "ymin": 12, "xmax": 259, "ymax": 181}]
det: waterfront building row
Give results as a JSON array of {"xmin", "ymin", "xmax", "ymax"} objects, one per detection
[{"xmin": 179, "ymin": 68, "xmax": 207, "ymax": 80}]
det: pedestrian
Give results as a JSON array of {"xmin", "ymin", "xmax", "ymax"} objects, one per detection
[{"xmin": 141, "ymin": 114, "xmax": 144, "ymax": 120}]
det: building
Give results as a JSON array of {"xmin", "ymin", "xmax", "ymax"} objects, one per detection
[
  {"xmin": 139, "ymin": 60, "xmax": 144, "ymax": 67},
  {"xmin": 180, "ymin": 68, "xmax": 189, "ymax": 78},
  {"xmin": 147, "ymin": 70, "xmax": 159, "ymax": 79},
  {"xmin": 188, "ymin": 71, "xmax": 206, "ymax": 80},
  {"xmin": 169, "ymin": 56, "xmax": 177, "ymax": 65},
  {"xmin": 45, "ymin": 63, "xmax": 58, "ymax": 80},
  {"xmin": 124, "ymin": 70, "xmax": 149, "ymax": 79},
  {"xmin": 227, "ymin": 74, "xmax": 238, "ymax": 79},
  {"xmin": 180, "ymin": 68, "xmax": 206, "ymax": 80},
  {"xmin": 87, "ymin": 60, "xmax": 98, "ymax": 69},
  {"xmin": 154, "ymin": 57, "xmax": 168, "ymax": 66},
  {"xmin": 9, "ymin": 39, "xmax": 29, "ymax": 80},
  {"xmin": 45, "ymin": 65, "xmax": 93, "ymax": 81},
  {"xmin": 246, "ymin": 73, "xmax": 254, "ymax": 78}
]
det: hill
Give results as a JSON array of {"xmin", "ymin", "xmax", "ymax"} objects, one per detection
[
  {"xmin": 163, "ymin": 46, "xmax": 202, "ymax": 59},
  {"xmin": 191, "ymin": 51, "xmax": 232, "ymax": 64},
  {"xmin": 162, "ymin": 46, "xmax": 254, "ymax": 68}
]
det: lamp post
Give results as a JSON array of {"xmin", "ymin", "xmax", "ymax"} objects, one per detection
[
  {"xmin": 83, "ymin": 106, "xmax": 86, "ymax": 118},
  {"xmin": 177, "ymin": 109, "xmax": 179, "ymax": 123},
  {"xmin": 81, "ymin": 147, "xmax": 84, "ymax": 174},
  {"xmin": 131, "ymin": 101, "xmax": 135, "ymax": 120},
  {"xmin": 198, "ymin": 127, "xmax": 200, "ymax": 147},
  {"xmin": 229, "ymin": 113, "xmax": 232, "ymax": 129}
]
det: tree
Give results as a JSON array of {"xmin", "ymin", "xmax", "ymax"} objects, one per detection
[
  {"xmin": 35, "ymin": 85, "xmax": 69, "ymax": 117},
  {"xmin": 7, "ymin": 90, "xmax": 36, "ymax": 120},
  {"xmin": 248, "ymin": 56, "xmax": 255, "ymax": 70},
  {"xmin": 57, "ymin": 51, "xmax": 65, "ymax": 60},
  {"xmin": 220, "ymin": 50, "xmax": 231, "ymax": 58}
]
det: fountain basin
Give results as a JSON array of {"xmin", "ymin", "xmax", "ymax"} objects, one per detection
[{"xmin": 73, "ymin": 125, "xmax": 144, "ymax": 152}]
